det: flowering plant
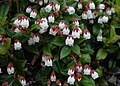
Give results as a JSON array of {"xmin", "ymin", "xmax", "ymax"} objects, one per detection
[{"xmin": 0, "ymin": 0, "xmax": 120, "ymax": 86}]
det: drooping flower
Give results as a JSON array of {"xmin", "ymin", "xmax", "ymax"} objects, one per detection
[
  {"xmin": 45, "ymin": 55, "xmax": 53, "ymax": 66},
  {"xmin": 11, "ymin": 25, "xmax": 21, "ymax": 33},
  {"xmin": 72, "ymin": 26, "xmax": 82, "ymax": 39},
  {"xmin": 102, "ymin": 16, "xmax": 108, "ymax": 23},
  {"xmin": 73, "ymin": 18, "xmax": 79, "ymax": 26},
  {"xmin": 30, "ymin": 9, "xmax": 37, "ymax": 18},
  {"xmin": 82, "ymin": 11, "xmax": 87, "ymax": 19},
  {"xmin": 45, "ymin": 2, "xmax": 54, "ymax": 12},
  {"xmin": 49, "ymin": 25, "xmax": 59, "ymax": 36},
  {"xmin": 67, "ymin": 67, "xmax": 75, "ymax": 75},
  {"xmin": 89, "ymin": 19, "xmax": 94, "ymax": 24},
  {"xmin": 41, "ymin": 16, "xmax": 48, "ymax": 22},
  {"xmin": 14, "ymin": 16, "xmax": 22, "ymax": 26},
  {"xmin": 98, "ymin": 16, "xmax": 103, "ymax": 24},
  {"xmin": 76, "ymin": 73, "xmax": 82, "ymax": 82},
  {"xmin": 14, "ymin": 40, "xmax": 22, "ymax": 50},
  {"xmin": 7, "ymin": 63, "xmax": 14, "ymax": 75},
  {"xmin": 106, "ymin": 8, "xmax": 112, "ymax": 15},
  {"xmin": 86, "ymin": 8, "xmax": 93, "ymax": 19},
  {"xmin": 62, "ymin": 25, "xmax": 70, "ymax": 35},
  {"xmin": 39, "ymin": 0, "xmax": 43, "ymax": 6},
  {"xmin": 40, "ymin": 20, "xmax": 49, "ymax": 29},
  {"xmin": 65, "ymin": 35, "xmax": 74, "ymax": 46},
  {"xmin": 67, "ymin": 6, "xmax": 75, "ymax": 15},
  {"xmin": 97, "ymin": 35, "xmax": 103, "ymax": 42},
  {"xmin": 76, "ymin": 62, "xmax": 82, "ymax": 73},
  {"xmin": 67, "ymin": 74, "xmax": 75, "ymax": 85},
  {"xmin": 2, "ymin": 38, "xmax": 7, "ymax": 45},
  {"xmin": 50, "ymin": 71, "xmax": 56, "ymax": 82},
  {"xmin": 26, "ymin": 6, "xmax": 32, "ymax": 13},
  {"xmin": 33, "ymin": 34, "xmax": 40, "ymax": 43},
  {"xmin": 98, "ymin": 4, "xmax": 105, "ymax": 10},
  {"xmin": 91, "ymin": 70, "xmax": 99, "ymax": 80},
  {"xmin": 111, "ymin": 7, "xmax": 115, "ymax": 13},
  {"xmin": 20, "ymin": 16, "xmax": 29, "ymax": 28},
  {"xmin": 83, "ymin": 65, "xmax": 91, "ymax": 75},
  {"xmin": 53, "ymin": 3, "xmax": 60, "ymax": 11},
  {"xmin": 35, "ymin": 19, "xmax": 41, "ymax": 24},
  {"xmin": 59, "ymin": 20, "xmax": 66, "ymax": 29},
  {"xmin": 56, "ymin": 79, "xmax": 62, "ymax": 86},
  {"xmin": 19, "ymin": 76, "xmax": 27, "ymax": 86},
  {"xmin": 48, "ymin": 14, "xmax": 55, "ymax": 23},
  {"xmin": 2, "ymin": 82, "xmax": 8, "ymax": 86},
  {"xmin": 78, "ymin": 2, "xmax": 82, "ymax": 9},
  {"xmin": 83, "ymin": 30, "xmax": 91, "ymax": 39},
  {"xmin": 63, "ymin": 82, "xmax": 68, "ymax": 86},
  {"xmin": 28, "ymin": 37, "xmax": 35, "ymax": 45},
  {"xmin": 89, "ymin": 1, "xmax": 95, "ymax": 9}
]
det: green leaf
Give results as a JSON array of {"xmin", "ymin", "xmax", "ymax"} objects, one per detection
[
  {"xmin": 3, "ymin": 38, "xmax": 11, "ymax": 49},
  {"xmin": 96, "ymin": 48, "xmax": 108, "ymax": 60},
  {"xmin": 71, "ymin": 44, "xmax": 80, "ymax": 56},
  {"xmin": 81, "ymin": 76, "xmax": 95, "ymax": 86},
  {"xmin": 110, "ymin": 25, "xmax": 116, "ymax": 38},
  {"xmin": 0, "ymin": 26, "xmax": 5, "ymax": 34},
  {"xmin": 80, "ymin": 54, "xmax": 91, "ymax": 65},
  {"xmin": 30, "ymin": 24, "xmax": 40, "ymax": 31},
  {"xmin": 94, "ymin": 0, "xmax": 103, "ymax": 3},
  {"xmin": 93, "ymin": 24, "xmax": 100, "ymax": 35},
  {"xmin": 51, "ymin": 37, "xmax": 65, "ymax": 47},
  {"xmin": 43, "ymin": 44, "xmax": 51, "ymax": 55},
  {"xmin": 96, "ymin": 78, "xmax": 108, "ymax": 86},
  {"xmin": 75, "ymin": 37, "xmax": 86, "ymax": 44},
  {"xmin": 60, "ymin": 46, "xmax": 71, "ymax": 59},
  {"xmin": 0, "ymin": 3, "xmax": 9, "ymax": 19},
  {"xmin": 0, "ymin": 46, "xmax": 7, "ymax": 55},
  {"xmin": 14, "ymin": 59, "xmax": 27, "ymax": 75}
]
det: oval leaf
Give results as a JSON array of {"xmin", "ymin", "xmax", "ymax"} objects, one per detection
[
  {"xmin": 60, "ymin": 46, "xmax": 71, "ymax": 59},
  {"xmin": 96, "ymin": 48, "xmax": 107, "ymax": 60}
]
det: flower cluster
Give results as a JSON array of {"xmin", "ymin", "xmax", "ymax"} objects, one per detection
[{"xmin": 67, "ymin": 62, "xmax": 99, "ymax": 85}]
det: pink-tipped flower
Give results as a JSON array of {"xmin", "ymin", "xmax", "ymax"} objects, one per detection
[
  {"xmin": 82, "ymin": 11, "xmax": 87, "ymax": 19},
  {"xmin": 48, "ymin": 79, "xmax": 51, "ymax": 86},
  {"xmin": 83, "ymin": 29, "xmax": 91, "ymax": 39},
  {"xmin": 14, "ymin": 40, "xmax": 22, "ymax": 50},
  {"xmin": 40, "ymin": 20, "xmax": 49, "ymax": 29},
  {"xmin": 76, "ymin": 62, "xmax": 82, "ymax": 73},
  {"xmin": 12, "ymin": 25, "xmax": 21, "ymax": 33},
  {"xmin": 63, "ymin": 82, "xmax": 68, "ymax": 86},
  {"xmin": 83, "ymin": 65, "xmax": 91, "ymax": 75},
  {"xmin": 67, "ymin": 67, "xmax": 75, "ymax": 75},
  {"xmin": 86, "ymin": 8, "xmax": 93, "ymax": 19},
  {"xmin": 78, "ymin": 2, "xmax": 82, "ymax": 9},
  {"xmin": 49, "ymin": 25, "xmax": 59, "ymax": 36},
  {"xmin": 106, "ymin": 7, "xmax": 112, "ymax": 15},
  {"xmin": 67, "ymin": 74, "xmax": 75, "ymax": 85},
  {"xmin": 39, "ymin": 0, "xmax": 43, "ymax": 6},
  {"xmin": 72, "ymin": 26, "xmax": 82, "ymax": 39},
  {"xmin": 50, "ymin": 71, "xmax": 56, "ymax": 82},
  {"xmin": 73, "ymin": 18, "xmax": 79, "ymax": 26},
  {"xmin": 7, "ymin": 63, "xmax": 14, "ymax": 75},
  {"xmin": 45, "ymin": 2, "xmax": 54, "ymax": 12},
  {"xmin": 76, "ymin": 73, "xmax": 82, "ymax": 82},
  {"xmin": 59, "ymin": 20, "xmax": 65, "ymax": 29},
  {"xmin": 35, "ymin": 19, "xmax": 41, "ymax": 24},
  {"xmin": 48, "ymin": 14, "xmax": 55, "ymax": 23},
  {"xmin": 2, "ymin": 82, "xmax": 8, "ymax": 86},
  {"xmin": 62, "ymin": 25, "xmax": 70, "ymax": 35},
  {"xmin": 98, "ymin": 4, "xmax": 105, "ymax": 10},
  {"xmin": 102, "ymin": 16, "xmax": 108, "ymax": 23},
  {"xmin": 56, "ymin": 80, "xmax": 62, "ymax": 86},
  {"xmin": 67, "ymin": 6, "xmax": 75, "ymax": 15},
  {"xmin": 20, "ymin": 16, "xmax": 29, "ymax": 28},
  {"xmin": 53, "ymin": 3, "xmax": 60, "ymax": 11},
  {"xmin": 2, "ymin": 38, "xmax": 7, "ymax": 45},
  {"xmin": 26, "ymin": 6, "xmax": 32, "ymax": 13},
  {"xmin": 19, "ymin": 76, "xmax": 27, "ymax": 86},
  {"xmin": 14, "ymin": 16, "xmax": 22, "ymax": 26},
  {"xmin": 33, "ymin": 34, "xmax": 40, "ymax": 43},
  {"xmin": 65, "ymin": 35, "xmax": 74, "ymax": 46},
  {"xmin": 45, "ymin": 56, "xmax": 53, "ymax": 66},
  {"xmin": 30, "ymin": 9, "xmax": 37, "ymax": 18},
  {"xmin": 89, "ymin": 1, "xmax": 95, "ymax": 9},
  {"xmin": 91, "ymin": 70, "xmax": 99, "ymax": 80}
]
